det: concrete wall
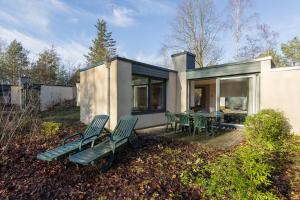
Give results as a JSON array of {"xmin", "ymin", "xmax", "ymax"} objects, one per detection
[
  {"xmin": 40, "ymin": 85, "xmax": 75, "ymax": 111},
  {"xmin": 80, "ymin": 63, "xmax": 109, "ymax": 124},
  {"xmin": 114, "ymin": 59, "xmax": 132, "ymax": 129},
  {"xmin": 76, "ymin": 83, "xmax": 80, "ymax": 106},
  {"xmin": 260, "ymin": 59, "xmax": 300, "ymax": 134},
  {"xmin": 11, "ymin": 86, "xmax": 21, "ymax": 105},
  {"xmin": 172, "ymin": 53, "xmax": 188, "ymax": 112}
]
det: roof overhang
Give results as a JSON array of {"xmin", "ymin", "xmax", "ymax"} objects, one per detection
[{"xmin": 186, "ymin": 60, "xmax": 261, "ymax": 80}]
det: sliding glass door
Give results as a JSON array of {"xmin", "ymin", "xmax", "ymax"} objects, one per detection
[{"xmin": 216, "ymin": 75, "xmax": 257, "ymax": 125}]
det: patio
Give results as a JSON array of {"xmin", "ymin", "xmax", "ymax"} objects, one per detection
[{"xmin": 137, "ymin": 125, "xmax": 245, "ymax": 149}]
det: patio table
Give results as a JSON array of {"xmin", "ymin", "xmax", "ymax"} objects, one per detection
[{"xmin": 174, "ymin": 112, "xmax": 214, "ymax": 133}]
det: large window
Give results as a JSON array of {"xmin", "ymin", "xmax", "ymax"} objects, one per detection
[
  {"xmin": 219, "ymin": 77, "xmax": 254, "ymax": 124},
  {"xmin": 132, "ymin": 75, "xmax": 166, "ymax": 113}
]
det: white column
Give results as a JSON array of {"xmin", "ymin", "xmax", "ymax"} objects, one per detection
[{"xmin": 216, "ymin": 78, "xmax": 220, "ymax": 111}]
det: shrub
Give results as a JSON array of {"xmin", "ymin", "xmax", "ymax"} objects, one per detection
[
  {"xmin": 244, "ymin": 109, "xmax": 291, "ymax": 147},
  {"xmin": 181, "ymin": 146, "xmax": 278, "ymax": 199},
  {"xmin": 42, "ymin": 121, "xmax": 61, "ymax": 136}
]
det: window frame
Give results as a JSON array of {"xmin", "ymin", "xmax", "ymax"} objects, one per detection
[{"xmin": 131, "ymin": 74, "xmax": 167, "ymax": 115}]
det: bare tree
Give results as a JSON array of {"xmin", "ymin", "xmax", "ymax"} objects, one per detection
[
  {"xmin": 227, "ymin": 0, "xmax": 255, "ymax": 59},
  {"xmin": 169, "ymin": 0, "xmax": 222, "ymax": 67},
  {"xmin": 239, "ymin": 23, "xmax": 279, "ymax": 59},
  {"xmin": 257, "ymin": 23, "xmax": 279, "ymax": 55}
]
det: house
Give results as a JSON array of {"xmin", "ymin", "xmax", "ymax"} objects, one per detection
[{"xmin": 79, "ymin": 51, "xmax": 300, "ymax": 134}]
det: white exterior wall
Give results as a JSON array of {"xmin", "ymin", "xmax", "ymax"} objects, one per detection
[
  {"xmin": 40, "ymin": 85, "xmax": 75, "ymax": 111},
  {"xmin": 80, "ymin": 63, "xmax": 109, "ymax": 125},
  {"xmin": 80, "ymin": 59, "xmax": 178, "ymax": 130},
  {"xmin": 76, "ymin": 83, "xmax": 80, "ymax": 106},
  {"xmin": 10, "ymin": 86, "xmax": 21, "ymax": 106},
  {"xmin": 260, "ymin": 59, "xmax": 300, "ymax": 135}
]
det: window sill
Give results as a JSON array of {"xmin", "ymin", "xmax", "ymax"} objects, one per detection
[{"xmin": 131, "ymin": 110, "xmax": 166, "ymax": 115}]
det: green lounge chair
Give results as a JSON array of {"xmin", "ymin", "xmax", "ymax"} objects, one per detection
[
  {"xmin": 69, "ymin": 115, "xmax": 138, "ymax": 172},
  {"xmin": 37, "ymin": 115, "xmax": 109, "ymax": 162}
]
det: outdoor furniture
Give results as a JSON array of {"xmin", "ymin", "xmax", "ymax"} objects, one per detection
[
  {"xmin": 37, "ymin": 115, "xmax": 109, "ymax": 162},
  {"xmin": 69, "ymin": 115, "xmax": 138, "ymax": 172},
  {"xmin": 175, "ymin": 113, "xmax": 192, "ymax": 135},
  {"xmin": 210, "ymin": 111, "xmax": 224, "ymax": 134},
  {"xmin": 165, "ymin": 111, "xmax": 178, "ymax": 132},
  {"xmin": 192, "ymin": 113, "xmax": 208, "ymax": 137}
]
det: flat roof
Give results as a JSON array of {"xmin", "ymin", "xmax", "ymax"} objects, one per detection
[
  {"xmin": 80, "ymin": 56, "xmax": 177, "ymax": 73},
  {"xmin": 186, "ymin": 59, "xmax": 262, "ymax": 79}
]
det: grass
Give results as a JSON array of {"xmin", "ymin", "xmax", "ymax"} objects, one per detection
[{"xmin": 42, "ymin": 107, "xmax": 80, "ymax": 122}]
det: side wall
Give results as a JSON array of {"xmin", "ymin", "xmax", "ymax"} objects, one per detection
[
  {"xmin": 40, "ymin": 85, "xmax": 75, "ymax": 111},
  {"xmin": 11, "ymin": 86, "xmax": 21, "ymax": 105},
  {"xmin": 260, "ymin": 60, "xmax": 300, "ymax": 134},
  {"xmin": 80, "ymin": 64, "xmax": 109, "ymax": 124}
]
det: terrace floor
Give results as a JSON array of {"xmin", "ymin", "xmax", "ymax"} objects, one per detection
[{"xmin": 137, "ymin": 125, "xmax": 245, "ymax": 149}]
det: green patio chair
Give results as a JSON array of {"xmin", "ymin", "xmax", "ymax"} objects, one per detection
[
  {"xmin": 192, "ymin": 114, "xmax": 208, "ymax": 137},
  {"xmin": 175, "ymin": 113, "xmax": 191, "ymax": 135},
  {"xmin": 210, "ymin": 111, "xmax": 224, "ymax": 134},
  {"xmin": 165, "ymin": 111, "xmax": 178, "ymax": 132},
  {"xmin": 37, "ymin": 115, "xmax": 109, "ymax": 162},
  {"xmin": 69, "ymin": 115, "xmax": 138, "ymax": 172}
]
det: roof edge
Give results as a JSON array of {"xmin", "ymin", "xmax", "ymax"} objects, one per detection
[{"xmin": 80, "ymin": 56, "xmax": 177, "ymax": 73}]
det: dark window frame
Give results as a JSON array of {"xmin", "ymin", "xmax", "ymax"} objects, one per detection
[{"xmin": 131, "ymin": 74, "xmax": 167, "ymax": 115}]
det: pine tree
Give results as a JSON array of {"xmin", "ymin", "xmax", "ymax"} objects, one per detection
[
  {"xmin": 85, "ymin": 19, "xmax": 116, "ymax": 64},
  {"xmin": 31, "ymin": 47, "xmax": 60, "ymax": 85},
  {"xmin": 1, "ymin": 40, "xmax": 29, "ymax": 85}
]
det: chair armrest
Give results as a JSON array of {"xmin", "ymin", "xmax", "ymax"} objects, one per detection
[
  {"xmin": 112, "ymin": 137, "xmax": 129, "ymax": 148},
  {"xmin": 79, "ymin": 135, "xmax": 98, "ymax": 150},
  {"xmin": 108, "ymin": 137, "xmax": 128, "ymax": 154},
  {"xmin": 63, "ymin": 132, "xmax": 83, "ymax": 145}
]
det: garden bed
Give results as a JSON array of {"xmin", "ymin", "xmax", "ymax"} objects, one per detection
[{"xmin": 0, "ymin": 123, "xmax": 226, "ymax": 200}]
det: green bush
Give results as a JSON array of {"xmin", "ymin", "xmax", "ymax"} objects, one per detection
[
  {"xmin": 244, "ymin": 109, "xmax": 291, "ymax": 147},
  {"xmin": 181, "ymin": 146, "xmax": 278, "ymax": 199},
  {"xmin": 42, "ymin": 121, "xmax": 61, "ymax": 136}
]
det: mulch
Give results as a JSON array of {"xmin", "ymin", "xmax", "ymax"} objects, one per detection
[{"xmin": 0, "ymin": 124, "xmax": 225, "ymax": 200}]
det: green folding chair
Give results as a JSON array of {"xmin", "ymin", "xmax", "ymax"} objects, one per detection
[
  {"xmin": 176, "ymin": 113, "xmax": 191, "ymax": 135},
  {"xmin": 165, "ymin": 111, "xmax": 178, "ymax": 132},
  {"xmin": 210, "ymin": 111, "xmax": 224, "ymax": 134},
  {"xmin": 37, "ymin": 115, "xmax": 109, "ymax": 162},
  {"xmin": 69, "ymin": 115, "xmax": 138, "ymax": 172},
  {"xmin": 192, "ymin": 114, "xmax": 208, "ymax": 137}
]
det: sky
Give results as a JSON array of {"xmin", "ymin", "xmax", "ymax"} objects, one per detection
[{"xmin": 0, "ymin": 0, "xmax": 300, "ymax": 69}]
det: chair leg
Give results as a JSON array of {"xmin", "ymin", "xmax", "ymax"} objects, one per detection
[{"xmin": 193, "ymin": 127, "xmax": 197, "ymax": 137}]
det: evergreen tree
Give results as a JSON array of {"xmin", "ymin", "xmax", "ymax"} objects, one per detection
[
  {"xmin": 1, "ymin": 40, "xmax": 29, "ymax": 85},
  {"xmin": 85, "ymin": 19, "xmax": 116, "ymax": 64},
  {"xmin": 281, "ymin": 37, "xmax": 300, "ymax": 66},
  {"xmin": 68, "ymin": 69, "xmax": 80, "ymax": 86},
  {"xmin": 31, "ymin": 47, "xmax": 60, "ymax": 84}
]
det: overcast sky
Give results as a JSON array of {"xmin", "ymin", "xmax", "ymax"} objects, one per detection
[{"xmin": 0, "ymin": 0, "xmax": 300, "ymax": 68}]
